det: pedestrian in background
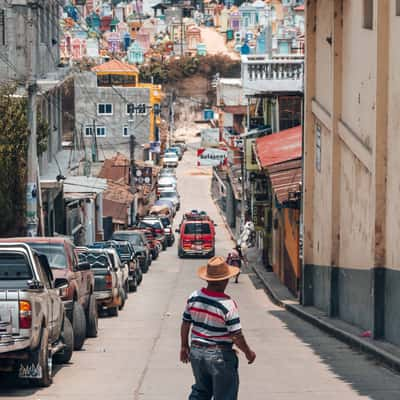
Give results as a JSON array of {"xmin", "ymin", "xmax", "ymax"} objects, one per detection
[{"xmin": 180, "ymin": 256, "xmax": 256, "ymax": 400}]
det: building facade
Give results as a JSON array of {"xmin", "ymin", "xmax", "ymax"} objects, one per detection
[{"xmin": 303, "ymin": 0, "xmax": 400, "ymax": 346}]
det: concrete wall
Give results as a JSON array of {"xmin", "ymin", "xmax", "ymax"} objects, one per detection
[
  {"xmin": 74, "ymin": 72, "xmax": 151, "ymax": 160},
  {"xmin": 303, "ymin": 0, "xmax": 400, "ymax": 344}
]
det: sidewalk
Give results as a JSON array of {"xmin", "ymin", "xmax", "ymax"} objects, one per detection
[
  {"xmin": 212, "ymin": 194, "xmax": 400, "ymax": 374},
  {"xmin": 248, "ymin": 248, "xmax": 400, "ymax": 374}
]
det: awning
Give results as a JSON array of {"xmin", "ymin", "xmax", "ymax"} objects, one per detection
[
  {"xmin": 64, "ymin": 176, "xmax": 107, "ymax": 194},
  {"xmin": 255, "ymin": 125, "xmax": 302, "ymax": 168},
  {"xmin": 267, "ymin": 159, "xmax": 302, "ymax": 204}
]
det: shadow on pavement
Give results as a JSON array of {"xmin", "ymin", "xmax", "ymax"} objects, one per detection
[
  {"xmin": 0, "ymin": 363, "xmax": 71, "ymax": 396},
  {"xmin": 269, "ymin": 309, "xmax": 400, "ymax": 400}
]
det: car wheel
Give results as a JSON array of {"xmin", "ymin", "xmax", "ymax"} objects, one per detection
[
  {"xmin": 108, "ymin": 306, "xmax": 119, "ymax": 317},
  {"xmin": 137, "ymin": 268, "xmax": 143, "ymax": 285},
  {"xmin": 28, "ymin": 327, "xmax": 52, "ymax": 387},
  {"xmin": 86, "ymin": 294, "xmax": 98, "ymax": 338},
  {"xmin": 209, "ymin": 248, "xmax": 215, "ymax": 258},
  {"xmin": 119, "ymin": 288, "xmax": 126, "ymax": 310},
  {"xmin": 148, "ymin": 254, "xmax": 152, "ymax": 266},
  {"xmin": 72, "ymin": 302, "xmax": 86, "ymax": 351},
  {"xmin": 129, "ymin": 276, "xmax": 137, "ymax": 292},
  {"xmin": 178, "ymin": 247, "xmax": 184, "ymax": 258},
  {"xmin": 54, "ymin": 317, "xmax": 74, "ymax": 364},
  {"xmin": 141, "ymin": 259, "xmax": 149, "ymax": 273},
  {"xmin": 162, "ymin": 241, "xmax": 167, "ymax": 251}
]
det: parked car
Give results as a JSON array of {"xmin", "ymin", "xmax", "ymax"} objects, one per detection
[
  {"xmin": 0, "ymin": 243, "xmax": 73, "ymax": 387},
  {"xmin": 177, "ymin": 219, "xmax": 216, "ymax": 258},
  {"xmin": 1, "ymin": 237, "xmax": 97, "ymax": 350},
  {"xmin": 159, "ymin": 215, "xmax": 175, "ymax": 246},
  {"xmin": 136, "ymin": 217, "xmax": 168, "ymax": 251},
  {"xmin": 131, "ymin": 228, "xmax": 160, "ymax": 260},
  {"xmin": 173, "ymin": 141, "xmax": 186, "ymax": 153},
  {"xmin": 159, "ymin": 168, "xmax": 177, "ymax": 178},
  {"xmin": 112, "ymin": 230, "xmax": 151, "ymax": 273},
  {"xmin": 157, "ymin": 176, "xmax": 177, "ymax": 196},
  {"xmin": 114, "ymin": 240, "xmax": 142, "ymax": 291},
  {"xmin": 90, "ymin": 243, "xmax": 129, "ymax": 309},
  {"xmin": 162, "ymin": 152, "xmax": 179, "ymax": 168},
  {"xmin": 154, "ymin": 198, "xmax": 176, "ymax": 216},
  {"xmin": 76, "ymin": 248, "xmax": 122, "ymax": 317},
  {"xmin": 159, "ymin": 190, "xmax": 181, "ymax": 211},
  {"xmin": 167, "ymin": 146, "xmax": 183, "ymax": 160}
]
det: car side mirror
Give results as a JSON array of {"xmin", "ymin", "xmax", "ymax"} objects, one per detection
[
  {"xmin": 54, "ymin": 278, "xmax": 69, "ymax": 290},
  {"xmin": 78, "ymin": 262, "xmax": 91, "ymax": 271},
  {"xmin": 175, "ymin": 229, "xmax": 180, "ymax": 233},
  {"xmin": 214, "ymin": 223, "xmax": 218, "ymax": 227}
]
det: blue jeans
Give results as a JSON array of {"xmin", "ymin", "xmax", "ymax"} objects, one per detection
[{"xmin": 189, "ymin": 345, "xmax": 239, "ymax": 400}]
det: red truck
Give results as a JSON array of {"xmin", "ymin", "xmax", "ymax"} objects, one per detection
[
  {"xmin": 1, "ymin": 237, "xmax": 97, "ymax": 350},
  {"xmin": 176, "ymin": 219, "xmax": 216, "ymax": 258}
]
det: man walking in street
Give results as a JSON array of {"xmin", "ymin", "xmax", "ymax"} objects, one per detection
[{"xmin": 180, "ymin": 256, "xmax": 256, "ymax": 400}]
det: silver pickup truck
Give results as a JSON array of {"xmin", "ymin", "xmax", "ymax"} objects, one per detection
[{"xmin": 0, "ymin": 243, "xmax": 74, "ymax": 387}]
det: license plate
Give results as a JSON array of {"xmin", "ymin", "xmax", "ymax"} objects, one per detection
[
  {"xmin": 19, "ymin": 363, "xmax": 43, "ymax": 379},
  {"xmin": 193, "ymin": 245, "xmax": 202, "ymax": 251}
]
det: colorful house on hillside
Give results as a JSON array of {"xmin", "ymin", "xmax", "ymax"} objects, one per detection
[
  {"xmin": 187, "ymin": 25, "xmax": 202, "ymax": 54},
  {"xmin": 128, "ymin": 41, "xmax": 144, "ymax": 65},
  {"xmin": 136, "ymin": 29, "xmax": 151, "ymax": 52},
  {"xmin": 229, "ymin": 11, "xmax": 241, "ymax": 32}
]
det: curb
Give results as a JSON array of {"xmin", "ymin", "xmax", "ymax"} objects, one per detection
[{"xmin": 251, "ymin": 262, "xmax": 400, "ymax": 374}]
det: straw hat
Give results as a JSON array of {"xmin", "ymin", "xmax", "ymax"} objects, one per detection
[{"xmin": 198, "ymin": 256, "xmax": 240, "ymax": 281}]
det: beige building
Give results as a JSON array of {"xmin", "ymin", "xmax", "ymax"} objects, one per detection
[{"xmin": 303, "ymin": 0, "xmax": 400, "ymax": 346}]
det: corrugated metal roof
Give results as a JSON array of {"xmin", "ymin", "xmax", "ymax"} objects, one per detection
[
  {"xmin": 255, "ymin": 125, "xmax": 302, "ymax": 168},
  {"xmin": 267, "ymin": 159, "xmax": 302, "ymax": 204}
]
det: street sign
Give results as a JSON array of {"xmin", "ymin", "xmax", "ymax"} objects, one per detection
[
  {"xmin": 197, "ymin": 148, "xmax": 228, "ymax": 167},
  {"xmin": 203, "ymin": 109, "xmax": 214, "ymax": 121},
  {"xmin": 150, "ymin": 141, "xmax": 161, "ymax": 153},
  {"xmin": 134, "ymin": 167, "xmax": 152, "ymax": 185}
]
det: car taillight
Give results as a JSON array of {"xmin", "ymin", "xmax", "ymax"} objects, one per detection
[
  {"xmin": 60, "ymin": 285, "xmax": 70, "ymax": 299},
  {"xmin": 19, "ymin": 300, "xmax": 32, "ymax": 329},
  {"xmin": 183, "ymin": 240, "xmax": 191, "ymax": 246},
  {"xmin": 105, "ymin": 273, "xmax": 113, "ymax": 289},
  {"xmin": 129, "ymin": 261, "xmax": 135, "ymax": 272}
]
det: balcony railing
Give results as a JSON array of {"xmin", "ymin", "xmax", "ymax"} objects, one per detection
[{"xmin": 242, "ymin": 56, "xmax": 304, "ymax": 95}]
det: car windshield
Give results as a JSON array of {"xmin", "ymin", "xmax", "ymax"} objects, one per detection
[
  {"xmin": 0, "ymin": 253, "xmax": 32, "ymax": 280},
  {"xmin": 160, "ymin": 217, "xmax": 170, "ymax": 227},
  {"xmin": 79, "ymin": 252, "xmax": 110, "ymax": 268},
  {"xmin": 113, "ymin": 233, "xmax": 142, "ymax": 246},
  {"xmin": 164, "ymin": 153, "xmax": 176, "ymax": 158},
  {"xmin": 160, "ymin": 191, "xmax": 176, "ymax": 199},
  {"xmin": 115, "ymin": 244, "xmax": 131, "ymax": 258},
  {"xmin": 184, "ymin": 223, "xmax": 211, "ymax": 234},
  {"xmin": 141, "ymin": 220, "xmax": 162, "ymax": 230},
  {"xmin": 28, "ymin": 244, "xmax": 67, "ymax": 269}
]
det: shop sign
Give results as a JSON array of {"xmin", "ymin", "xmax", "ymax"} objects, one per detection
[{"xmin": 197, "ymin": 148, "xmax": 228, "ymax": 167}]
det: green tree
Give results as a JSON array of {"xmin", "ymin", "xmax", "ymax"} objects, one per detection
[{"xmin": 0, "ymin": 85, "xmax": 49, "ymax": 236}]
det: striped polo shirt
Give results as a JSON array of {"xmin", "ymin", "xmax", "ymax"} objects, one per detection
[{"xmin": 183, "ymin": 288, "xmax": 242, "ymax": 345}]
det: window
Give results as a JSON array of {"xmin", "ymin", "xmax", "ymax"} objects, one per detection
[
  {"xmin": 96, "ymin": 126, "xmax": 106, "ymax": 137},
  {"xmin": 123, "ymin": 125, "xmax": 129, "ymax": 136},
  {"xmin": 85, "ymin": 126, "xmax": 93, "ymax": 136},
  {"xmin": 97, "ymin": 103, "xmax": 113, "ymax": 115},
  {"xmin": 0, "ymin": 10, "xmax": 5, "ymax": 46},
  {"xmin": 0, "ymin": 253, "xmax": 32, "ymax": 281},
  {"xmin": 397, "ymin": 0, "xmax": 400, "ymax": 16},
  {"xmin": 184, "ymin": 223, "xmax": 211, "ymax": 235},
  {"xmin": 363, "ymin": 0, "xmax": 373, "ymax": 29}
]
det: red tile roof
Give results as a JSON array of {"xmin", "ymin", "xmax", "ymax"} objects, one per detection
[
  {"xmin": 98, "ymin": 153, "xmax": 130, "ymax": 185},
  {"xmin": 92, "ymin": 59, "xmax": 139, "ymax": 74},
  {"xmin": 255, "ymin": 125, "xmax": 302, "ymax": 168}
]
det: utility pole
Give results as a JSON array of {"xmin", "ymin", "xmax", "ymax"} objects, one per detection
[
  {"xmin": 26, "ymin": 1, "xmax": 39, "ymax": 237},
  {"xmin": 129, "ymin": 129, "xmax": 136, "ymax": 225},
  {"xmin": 92, "ymin": 119, "xmax": 98, "ymax": 162},
  {"xmin": 169, "ymin": 92, "xmax": 174, "ymax": 148},
  {"xmin": 180, "ymin": 9, "xmax": 184, "ymax": 56}
]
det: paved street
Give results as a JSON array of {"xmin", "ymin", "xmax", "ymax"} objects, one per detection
[{"xmin": 2, "ymin": 145, "xmax": 400, "ymax": 400}]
